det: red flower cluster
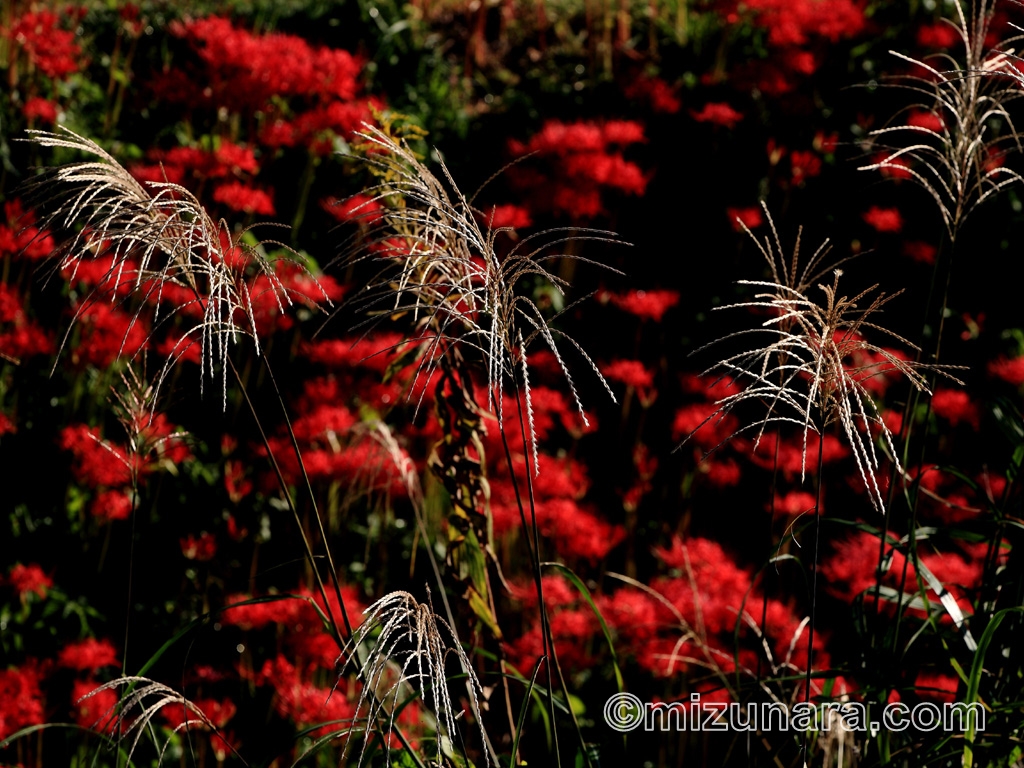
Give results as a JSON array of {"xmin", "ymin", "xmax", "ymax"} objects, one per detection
[
  {"xmin": 508, "ymin": 120, "xmax": 649, "ymax": 219},
  {"xmin": 0, "ymin": 199, "xmax": 55, "ymax": 261},
  {"xmin": 691, "ymin": 102, "xmax": 743, "ymax": 128},
  {"xmin": 155, "ymin": 16, "xmax": 380, "ymax": 153},
  {"xmin": 7, "ymin": 563, "xmax": 52, "ymax": 599},
  {"xmin": 862, "ymin": 205, "xmax": 903, "ymax": 233},
  {"xmin": 603, "ymin": 288, "xmax": 680, "ymax": 322},
  {"xmin": 0, "ymin": 662, "xmax": 45, "ymax": 740},
  {"xmin": 717, "ymin": 0, "xmax": 864, "ymax": 94},
  {"xmin": 623, "ymin": 74, "xmax": 682, "ymax": 114},
  {"xmin": 59, "ymin": 417, "xmax": 190, "ymax": 522},
  {"xmin": 58, "ymin": 639, "xmax": 119, "ymax": 671},
  {"xmin": 0, "ymin": 282, "xmax": 53, "ymax": 362},
  {"xmin": 4, "ymin": 9, "xmax": 83, "ymax": 79}
]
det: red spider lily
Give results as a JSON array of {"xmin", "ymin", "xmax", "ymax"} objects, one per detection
[
  {"xmin": 0, "ymin": 199, "xmax": 55, "ymax": 260},
  {"xmin": 72, "ymin": 678, "xmax": 119, "ymax": 733},
  {"xmin": 7, "ymin": 563, "xmax": 52, "ymax": 599},
  {"xmin": 690, "ymin": 102, "xmax": 743, "ymax": 128},
  {"xmin": 917, "ymin": 22, "xmax": 961, "ymax": 49},
  {"xmin": 0, "ymin": 283, "xmax": 54, "ymax": 360},
  {"xmin": 68, "ymin": 302, "xmax": 149, "ymax": 369},
  {"xmin": 903, "ymin": 240, "xmax": 937, "ymax": 265},
  {"xmin": 931, "ymin": 388, "xmax": 980, "ymax": 428},
  {"xmin": 0, "ymin": 663, "xmax": 45, "ymax": 740},
  {"xmin": 59, "ymin": 639, "xmax": 119, "ymax": 671},
  {"xmin": 727, "ymin": 206, "xmax": 764, "ymax": 231},
  {"xmin": 604, "ymin": 288, "xmax": 679, "ymax": 322},
  {"xmin": 790, "ymin": 150, "xmax": 823, "ymax": 185},
  {"xmin": 623, "ymin": 74, "xmax": 681, "ymax": 114},
  {"xmin": 601, "ymin": 359, "xmax": 655, "ymax": 390},
  {"xmin": 180, "ymin": 532, "xmax": 218, "ymax": 561},
  {"xmin": 5, "ymin": 10, "xmax": 83, "ymax": 79},
  {"xmin": 22, "ymin": 96, "xmax": 58, "ymax": 123},
  {"xmin": 721, "ymin": 0, "xmax": 864, "ymax": 47},
  {"xmin": 213, "ymin": 182, "xmax": 276, "ymax": 216},
  {"xmin": 89, "ymin": 489, "xmax": 133, "ymax": 522},
  {"xmin": 256, "ymin": 655, "xmax": 357, "ymax": 738},
  {"xmin": 989, "ymin": 354, "xmax": 1024, "ymax": 386},
  {"xmin": 862, "ymin": 206, "xmax": 904, "ymax": 232}
]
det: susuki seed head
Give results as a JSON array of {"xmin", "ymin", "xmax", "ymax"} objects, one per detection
[
  {"xmin": 688, "ymin": 209, "xmax": 965, "ymax": 512},
  {"xmin": 22, "ymin": 126, "xmax": 332, "ymax": 408},
  {"xmin": 336, "ymin": 125, "xmax": 626, "ymax": 471}
]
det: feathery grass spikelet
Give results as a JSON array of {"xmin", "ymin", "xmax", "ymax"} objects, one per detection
[
  {"xmin": 23, "ymin": 126, "xmax": 331, "ymax": 408},
  {"xmin": 858, "ymin": 0, "xmax": 1024, "ymax": 240},
  {"xmin": 687, "ymin": 209, "xmax": 965, "ymax": 511},
  {"xmin": 336, "ymin": 125, "xmax": 625, "ymax": 469},
  {"xmin": 342, "ymin": 589, "xmax": 494, "ymax": 767}
]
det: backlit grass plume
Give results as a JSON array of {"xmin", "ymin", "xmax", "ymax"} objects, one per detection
[
  {"xmin": 343, "ymin": 590, "xmax": 494, "ymax": 767},
  {"xmin": 689, "ymin": 214, "xmax": 964, "ymax": 512},
  {"xmin": 337, "ymin": 125, "xmax": 624, "ymax": 469},
  {"xmin": 23, "ymin": 126, "xmax": 330, "ymax": 406},
  {"xmin": 79, "ymin": 677, "xmax": 235, "ymax": 766},
  {"xmin": 858, "ymin": 0, "xmax": 1024, "ymax": 242}
]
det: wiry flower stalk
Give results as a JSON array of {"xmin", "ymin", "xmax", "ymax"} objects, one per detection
[
  {"xmin": 689, "ymin": 217, "xmax": 964, "ymax": 512},
  {"xmin": 858, "ymin": 0, "xmax": 1024, "ymax": 242},
  {"xmin": 342, "ymin": 590, "xmax": 494, "ymax": 767},
  {"xmin": 22, "ymin": 126, "xmax": 331, "ymax": 407},
  {"xmin": 338, "ymin": 125, "xmax": 624, "ymax": 467}
]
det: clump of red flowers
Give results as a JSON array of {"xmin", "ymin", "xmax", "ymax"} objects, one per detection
[{"xmin": 508, "ymin": 119, "xmax": 649, "ymax": 220}]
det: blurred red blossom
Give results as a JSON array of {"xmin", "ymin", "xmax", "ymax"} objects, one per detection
[
  {"xmin": 903, "ymin": 240, "xmax": 937, "ymax": 265},
  {"xmin": 0, "ymin": 283, "xmax": 54, "ymax": 360},
  {"xmin": 507, "ymin": 119, "xmax": 648, "ymax": 219},
  {"xmin": 181, "ymin": 532, "xmax": 218, "ymax": 561},
  {"xmin": 22, "ymin": 96, "xmax": 58, "ymax": 123},
  {"xmin": 213, "ymin": 182, "xmax": 276, "ymax": 216},
  {"xmin": 789, "ymin": 150, "xmax": 822, "ymax": 184},
  {"xmin": 7, "ymin": 563, "xmax": 52, "ymax": 599},
  {"xmin": 862, "ymin": 206, "xmax": 903, "ymax": 232},
  {"xmin": 931, "ymin": 389, "xmax": 980, "ymax": 428},
  {"xmin": 605, "ymin": 289, "xmax": 679, "ymax": 322},
  {"xmin": 915, "ymin": 671, "xmax": 958, "ymax": 703},
  {"xmin": 989, "ymin": 355, "xmax": 1024, "ymax": 386},
  {"xmin": 59, "ymin": 639, "xmax": 119, "ymax": 671},
  {"xmin": 0, "ymin": 199, "xmax": 55, "ymax": 260},
  {"xmin": 72, "ymin": 679, "xmax": 119, "ymax": 732},
  {"xmin": 917, "ymin": 22, "xmax": 961, "ymax": 49},
  {"xmin": 771, "ymin": 489, "xmax": 817, "ymax": 517},
  {"xmin": 90, "ymin": 489, "xmax": 134, "ymax": 522},
  {"xmin": 690, "ymin": 102, "xmax": 743, "ymax": 128},
  {"xmin": 321, "ymin": 194, "xmax": 384, "ymax": 225},
  {"xmin": 5, "ymin": 9, "xmax": 83, "ymax": 79},
  {"xmin": 0, "ymin": 663, "xmax": 45, "ymax": 740},
  {"xmin": 601, "ymin": 359, "xmax": 654, "ymax": 390},
  {"xmin": 624, "ymin": 74, "xmax": 681, "ymax": 113},
  {"xmin": 727, "ymin": 206, "xmax": 764, "ymax": 231}
]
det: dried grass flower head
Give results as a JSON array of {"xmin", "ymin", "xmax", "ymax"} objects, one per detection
[
  {"xmin": 343, "ymin": 589, "xmax": 494, "ymax": 767},
  {"xmin": 858, "ymin": 0, "xmax": 1024, "ymax": 241},
  {"xmin": 687, "ymin": 210, "xmax": 964, "ymax": 512},
  {"xmin": 336, "ymin": 125, "xmax": 626, "ymax": 469},
  {"xmin": 22, "ymin": 127, "xmax": 333, "ymax": 407}
]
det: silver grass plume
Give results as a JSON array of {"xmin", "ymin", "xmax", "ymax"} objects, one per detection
[
  {"xmin": 688, "ymin": 212, "xmax": 964, "ymax": 512},
  {"xmin": 338, "ymin": 125, "xmax": 624, "ymax": 471},
  {"xmin": 23, "ymin": 126, "xmax": 332, "ymax": 407},
  {"xmin": 342, "ymin": 590, "xmax": 494, "ymax": 767},
  {"xmin": 78, "ymin": 677, "xmax": 234, "ymax": 766},
  {"xmin": 858, "ymin": 0, "xmax": 1024, "ymax": 241}
]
